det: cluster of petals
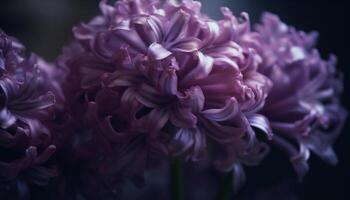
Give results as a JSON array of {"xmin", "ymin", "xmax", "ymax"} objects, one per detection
[
  {"xmin": 0, "ymin": 31, "xmax": 57, "ymax": 197},
  {"xmin": 1, "ymin": 0, "xmax": 344, "ymax": 198},
  {"xmin": 256, "ymin": 13, "xmax": 346, "ymax": 178},
  {"xmin": 58, "ymin": 0, "xmax": 273, "ymax": 192}
]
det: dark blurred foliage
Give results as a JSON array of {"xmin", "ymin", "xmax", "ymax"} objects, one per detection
[{"xmin": 0, "ymin": 0, "xmax": 349, "ymax": 200}]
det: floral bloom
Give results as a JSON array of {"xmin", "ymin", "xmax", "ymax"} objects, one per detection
[
  {"xmin": 0, "ymin": 1, "xmax": 347, "ymax": 199},
  {"xmin": 256, "ymin": 13, "xmax": 347, "ymax": 179},
  {"xmin": 0, "ymin": 31, "xmax": 57, "ymax": 198},
  {"xmin": 58, "ymin": 0, "xmax": 273, "ymax": 195}
]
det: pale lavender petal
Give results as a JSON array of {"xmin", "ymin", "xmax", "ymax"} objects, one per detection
[
  {"xmin": 148, "ymin": 43, "xmax": 172, "ymax": 60},
  {"xmin": 165, "ymin": 9, "xmax": 190, "ymax": 42}
]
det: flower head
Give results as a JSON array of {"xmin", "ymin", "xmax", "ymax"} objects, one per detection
[
  {"xmin": 0, "ymin": 31, "xmax": 57, "ymax": 197},
  {"xmin": 59, "ymin": 0, "xmax": 272, "ymax": 195},
  {"xmin": 256, "ymin": 13, "xmax": 347, "ymax": 178}
]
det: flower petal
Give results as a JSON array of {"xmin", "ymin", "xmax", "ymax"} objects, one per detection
[
  {"xmin": 181, "ymin": 52, "xmax": 214, "ymax": 85},
  {"xmin": 137, "ymin": 108, "xmax": 169, "ymax": 138},
  {"xmin": 169, "ymin": 106, "xmax": 197, "ymax": 128},
  {"xmin": 165, "ymin": 9, "xmax": 190, "ymax": 42},
  {"xmin": 199, "ymin": 116, "xmax": 245, "ymax": 143},
  {"xmin": 135, "ymin": 83, "xmax": 170, "ymax": 108},
  {"xmin": 148, "ymin": 43, "xmax": 172, "ymax": 60},
  {"xmin": 0, "ymin": 109, "xmax": 16, "ymax": 129},
  {"xmin": 169, "ymin": 37, "xmax": 201, "ymax": 53},
  {"xmin": 100, "ymin": 116, "xmax": 126, "ymax": 142},
  {"xmin": 202, "ymin": 97, "xmax": 239, "ymax": 122},
  {"xmin": 247, "ymin": 114, "xmax": 273, "ymax": 139},
  {"xmin": 133, "ymin": 15, "xmax": 164, "ymax": 45},
  {"xmin": 270, "ymin": 135, "xmax": 310, "ymax": 180},
  {"xmin": 177, "ymin": 86, "xmax": 205, "ymax": 112},
  {"xmin": 169, "ymin": 128, "xmax": 195, "ymax": 156},
  {"xmin": 158, "ymin": 68, "xmax": 178, "ymax": 95},
  {"xmin": 113, "ymin": 25, "xmax": 148, "ymax": 53}
]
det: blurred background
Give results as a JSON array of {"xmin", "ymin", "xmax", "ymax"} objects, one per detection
[{"xmin": 0, "ymin": 0, "xmax": 349, "ymax": 199}]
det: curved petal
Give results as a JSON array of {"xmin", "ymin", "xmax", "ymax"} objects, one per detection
[
  {"xmin": 0, "ymin": 109, "xmax": 16, "ymax": 129},
  {"xmin": 99, "ymin": 116, "xmax": 127, "ymax": 142},
  {"xmin": 158, "ymin": 68, "xmax": 178, "ymax": 95},
  {"xmin": 190, "ymin": 128, "xmax": 206, "ymax": 161},
  {"xmin": 121, "ymin": 87, "xmax": 141, "ymax": 114},
  {"xmin": 137, "ymin": 108, "xmax": 169, "ymax": 138},
  {"xmin": 205, "ymin": 41, "xmax": 243, "ymax": 62},
  {"xmin": 165, "ymin": 9, "xmax": 190, "ymax": 42},
  {"xmin": 112, "ymin": 26, "xmax": 148, "ymax": 53},
  {"xmin": 107, "ymin": 71, "xmax": 141, "ymax": 87},
  {"xmin": 34, "ymin": 145, "xmax": 56, "ymax": 165},
  {"xmin": 99, "ymin": 0, "xmax": 115, "ymax": 19},
  {"xmin": 199, "ymin": 21, "xmax": 220, "ymax": 46},
  {"xmin": 247, "ymin": 114, "xmax": 273, "ymax": 139},
  {"xmin": 270, "ymin": 135, "xmax": 310, "ymax": 180},
  {"xmin": 177, "ymin": 86, "xmax": 205, "ymax": 112},
  {"xmin": 11, "ymin": 92, "xmax": 55, "ymax": 113},
  {"xmin": 169, "ymin": 127, "xmax": 206, "ymax": 161},
  {"xmin": 232, "ymin": 163, "xmax": 246, "ymax": 193},
  {"xmin": 169, "ymin": 106, "xmax": 197, "ymax": 128},
  {"xmin": 135, "ymin": 83, "xmax": 169, "ymax": 107},
  {"xmin": 133, "ymin": 16, "xmax": 159, "ymax": 45},
  {"xmin": 199, "ymin": 116, "xmax": 245, "ymax": 143},
  {"xmin": 213, "ymin": 56, "xmax": 240, "ymax": 72},
  {"xmin": 0, "ymin": 77, "xmax": 17, "ymax": 104},
  {"xmin": 201, "ymin": 97, "xmax": 239, "ymax": 121},
  {"xmin": 169, "ymin": 37, "xmax": 201, "ymax": 53},
  {"xmin": 148, "ymin": 43, "xmax": 172, "ymax": 60},
  {"xmin": 181, "ymin": 52, "xmax": 214, "ymax": 85},
  {"xmin": 169, "ymin": 128, "xmax": 195, "ymax": 156}
]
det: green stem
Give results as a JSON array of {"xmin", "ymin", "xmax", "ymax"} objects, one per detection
[
  {"xmin": 217, "ymin": 171, "xmax": 233, "ymax": 200},
  {"xmin": 170, "ymin": 157, "xmax": 184, "ymax": 200}
]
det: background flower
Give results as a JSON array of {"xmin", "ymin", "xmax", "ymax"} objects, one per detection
[
  {"xmin": 0, "ymin": 31, "xmax": 57, "ymax": 198},
  {"xmin": 256, "ymin": 13, "xmax": 347, "ymax": 179}
]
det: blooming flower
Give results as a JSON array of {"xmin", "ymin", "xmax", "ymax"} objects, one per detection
[
  {"xmin": 0, "ymin": 0, "xmax": 347, "ymax": 199},
  {"xmin": 256, "ymin": 13, "xmax": 347, "ymax": 178},
  {"xmin": 0, "ymin": 31, "xmax": 57, "ymax": 198},
  {"xmin": 58, "ymin": 0, "xmax": 273, "ymax": 195}
]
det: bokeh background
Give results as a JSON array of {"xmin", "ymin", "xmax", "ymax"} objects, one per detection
[{"xmin": 0, "ymin": 0, "xmax": 349, "ymax": 199}]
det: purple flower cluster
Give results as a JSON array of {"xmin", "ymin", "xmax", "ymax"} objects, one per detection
[
  {"xmin": 59, "ymin": 0, "xmax": 272, "ymax": 193},
  {"xmin": 256, "ymin": 13, "xmax": 347, "ymax": 178},
  {"xmin": 0, "ymin": 0, "xmax": 346, "ymax": 199},
  {"xmin": 0, "ymin": 32, "xmax": 57, "ymax": 198},
  {"xmin": 55, "ymin": 0, "xmax": 346, "ymax": 195}
]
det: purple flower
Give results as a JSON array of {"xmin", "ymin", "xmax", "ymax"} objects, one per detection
[
  {"xmin": 59, "ymin": 0, "xmax": 272, "ymax": 195},
  {"xmin": 0, "ymin": 31, "xmax": 57, "ymax": 197},
  {"xmin": 256, "ymin": 13, "xmax": 347, "ymax": 179}
]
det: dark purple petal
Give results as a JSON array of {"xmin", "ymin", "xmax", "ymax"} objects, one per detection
[
  {"xmin": 0, "ymin": 32, "xmax": 57, "ymax": 189},
  {"xmin": 200, "ymin": 116, "xmax": 245, "ymax": 144},
  {"xmin": 169, "ymin": 106, "xmax": 197, "ymax": 128}
]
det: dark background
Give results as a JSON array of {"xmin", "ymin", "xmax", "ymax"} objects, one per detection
[{"xmin": 0, "ymin": 0, "xmax": 349, "ymax": 199}]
